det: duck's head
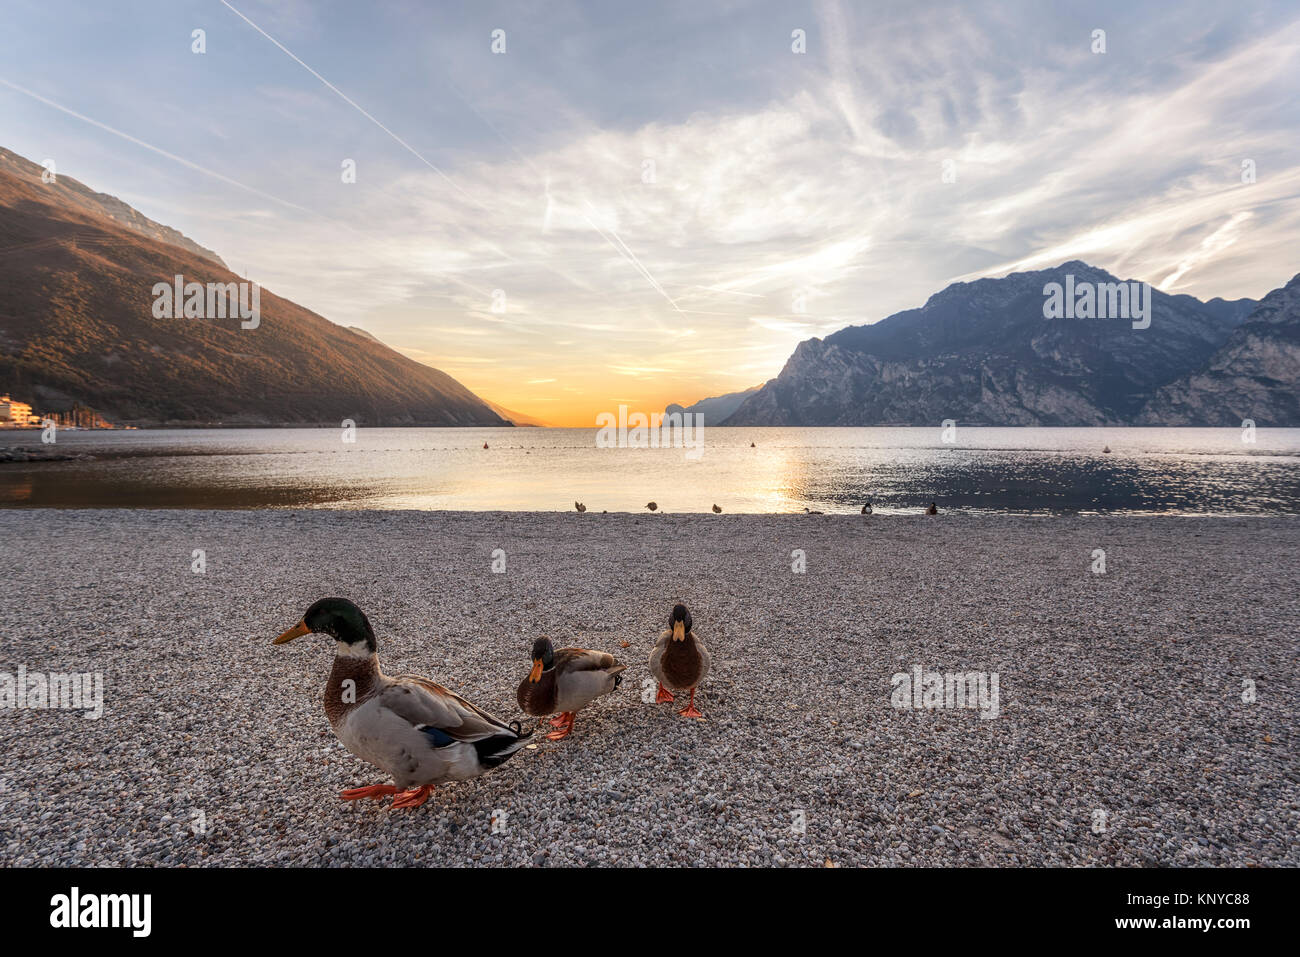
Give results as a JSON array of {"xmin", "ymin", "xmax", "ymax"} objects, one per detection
[
  {"xmin": 274, "ymin": 597, "xmax": 376, "ymax": 656},
  {"xmin": 527, "ymin": 637, "xmax": 554, "ymax": 682},
  {"xmin": 669, "ymin": 603, "xmax": 693, "ymax": 641}
]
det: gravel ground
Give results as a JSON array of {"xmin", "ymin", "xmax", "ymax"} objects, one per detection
[{"xmin": 0, "ymin": 509, "xmax": 1296, "ymax": 867}]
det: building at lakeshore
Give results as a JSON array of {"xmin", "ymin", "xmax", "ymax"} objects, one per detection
[{"xmin": 0, "ymin": 394, "xmax": 39, "ymax": 427}]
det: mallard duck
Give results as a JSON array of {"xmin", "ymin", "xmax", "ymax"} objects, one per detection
[
  {"xmin": 925, "ymin": 501, "xmax": 938, "ymax": 515},
  {"xmin": 575, "ymin": 501, "xmax": 586, "ymax": 512},
  {"xmin": 862, "ymin": 501, "xmax": 873, "ymax": 515},
  {"xmin": 649, "ymin": 603, "xmax": 711, "ymax": 718},
  {"xmin": 646, "ymin": 501, "xmax": 658, "ymax": 512},
  {"xmin": 273, "ymin": 597, "xmax": 531, "ymax": 809},
  {"xmin": 516, "ymin": 638, "xmax": 626, "ymax": 741},
  {"xmin": 712, "ymin": 504, "xmax": 722, "ymax": 513}
]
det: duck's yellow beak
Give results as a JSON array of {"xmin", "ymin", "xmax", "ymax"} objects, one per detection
[
  {"xmin": 528, "ymin": 659, "xmax": 544, "ymax": 682},
  {"xmin": 274, "ymin": 620, "xmax": 311, "ymax": 645},
  {"xmin": 672, "ymin": 620, "xmax": 685, "ymax": 641}
]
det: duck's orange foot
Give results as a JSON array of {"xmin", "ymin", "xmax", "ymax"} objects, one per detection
[
  {"xmin": 655, "ymin": 683, "xmax": 675, "ymax": 703},
  {"xmin": 546, "ymin": 713, "xmax": 575, "ymax": 740},
  {"xmin": 549, "ymin": 713, "xmax": 569, "ymax": 728},
  {"xmin": 678, "ymin": 688, "xmax": 703, "ymax": 718},
  {"xmin": 340, "ymin": 784, "xmax": 399, "ymax": 801},
  {"xmin": 391, "ymin": 785, "xmax": 435, "ymax": 809}
]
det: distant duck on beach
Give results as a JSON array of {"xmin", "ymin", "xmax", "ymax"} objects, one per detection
[
  {"xmin": 1103, "ymin": 445, "xmax": 1112, "ymax": 454},
  {"xmin": 646, "ymin": 502, "xmax": 658, "ymax": 512},
  {"xmin": 925, "ymin": 502, "xmax": 938, "ymax": 515},
  {"xmin": 483, "ymin": 442, "xmax": 489, "ymax": 449},
  {"xmin": 574, "ymin": 501, "xmax": 586, "ymax": 512},
  {"xmin": 862, "ymin": 501, "xmax": 873, "ymax": 514},
  {"xmin": 712, "ymin": 504, "xmax": 722, "ymax": 513},
  {"xmin": 750, "ymin": 442, "xmax": 756, "ymax": 447},
  {"xmin": 804, "ymin": 507, "xmax": 824, "ymax": 514}
]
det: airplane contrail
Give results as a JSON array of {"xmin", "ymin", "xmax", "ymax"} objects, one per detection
[
  {"xmin": 0, "ymin": 75, "xmax": 504, "ymax": 306},
  {"xmin": 688, "ymin": 285, "xmax": 765, "ymax": 299},
  {"xmin": 0, "ymin": 76, "xmax": 316, "ymax": 215},
  {"xmin": 218, "ymin": 0, "xmax": 480, "ymax": 208},
  {"xmin": 439, "ymin": 68, "xmax": 685, "ymax": 312},
  {"xmin": 579, "ymin": 204, "xmax": 681, "ymax": 312},
  {"xmin": 220, "ymin": 0, "xmax": 681, "ymax": 312}
]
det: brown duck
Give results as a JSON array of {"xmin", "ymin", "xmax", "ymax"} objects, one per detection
[
  {"xmin": 516, "ymin": 637, "xmax": 626, "ymax": 740},
  {"xmin": 649, "ymin": 603, "xmax": 711, "ymax": 718}
]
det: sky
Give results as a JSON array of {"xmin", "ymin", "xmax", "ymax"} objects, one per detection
[{"xmin": 2, "ymin": 0, "xmax": 1298, "ymax": 425}]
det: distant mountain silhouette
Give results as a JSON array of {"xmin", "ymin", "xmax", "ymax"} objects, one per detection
[
  {"xmin": 481, "ymin": 398, "xmax": 551, "ymax": 427},
  {"xmin": 724, "ymin": 261, "xmax": 1276, "ymax": 426},
  {"xmin": 345, "ymin": 325, "xmax": 548, "ymax": 426},
  {"xmin": 0, "ymin": 147, "xmax": 506, "ymax": 427},
  {"xmin": 665, "ymin": 385, "xmax": 762, "ymax": 423}
]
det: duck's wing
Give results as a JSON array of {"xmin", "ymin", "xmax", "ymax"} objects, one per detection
[
  {"xmin": 555, "ymin": 647, "xmax": 626, "ymax": 675},
  {"xmin": 381, "ymin": 672, "xmax": 526, "ymax": 743},
  {"xmin": 648, "ymin": 629, "xmax": 671, "ymax": 682},
  {"xmin": 690, "ymin": 631, "xmax": 712, "ymax": 683},
  {"xmin": 553, "ymin": 648, "xmax": 626, "ymax": 711}
]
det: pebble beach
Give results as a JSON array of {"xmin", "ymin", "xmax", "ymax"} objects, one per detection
[{"xmin": 0, "ymin": 509, "xmax": 1296, "ymax": 867}]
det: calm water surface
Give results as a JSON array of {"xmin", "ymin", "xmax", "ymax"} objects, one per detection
[{"xmin": 1, "ymin": 427, "xmax": 1297, "ymax": 514}]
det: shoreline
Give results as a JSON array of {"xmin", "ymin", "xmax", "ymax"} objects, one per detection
[
  {"xmin": 1, "ymin": 509, "xmax": 1296, "ymax": 866},
  {"xmin": 3, "ymin": 500, "xmax": 1300, "ymax": 516}
]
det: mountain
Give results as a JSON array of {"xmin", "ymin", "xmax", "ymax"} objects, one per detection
[
  {"xmin": 481, "ymin": 398, "xmax": 551, "ymax": 427},
  {"xmin": 1199, "ymin": 297, "xmax": 1260, "ymax": 326},
  {"xmin": 665, "ymin": 385, "xmax": 761, "ymax": 423},
  {"xmin": 343, "ymin": 326, "xmax": 549, "ymax": 425},
  {"xmin": 0, "ymin": 148, "xmax": 507, "ymax": 427},
  {"xmin": 345, "ymin": 326, "xmax": 549, "ymax": 425},
  {"xmin": 1138, "ymin": 272, "xmax": 1300, "ymax": 426},
  {"xmin": 0, "ymin": 148, "xmax": 227, "ymax": 268},
  {"xmin": 725, "ymin": 261, "xmax": 1259, "ymax": 427}
]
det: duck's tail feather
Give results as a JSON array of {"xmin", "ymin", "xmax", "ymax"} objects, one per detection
[{"xmin": 474, "ymin": 721, "xmax": 532, "ymax": 769}]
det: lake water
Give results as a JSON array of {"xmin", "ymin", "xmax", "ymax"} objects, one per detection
[{"xmin": 1, "ymin": 426, "xmax": 1298, "ymax": 514}]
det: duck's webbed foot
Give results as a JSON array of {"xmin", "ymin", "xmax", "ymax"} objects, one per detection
[
  {"xmin": 655, "ymin": 682, "xmax": 675, "ymax": 703},
  {"xmin": 340, "ymin": 784, "xmax": 399, "ymax": 801},
  {"xmin": 391, "ymin": 785, "xmax": 435, "ymax": 809},
  {"xmin": 677, "ymin": 688, "xmax": 703, "ymax": 719},
  {"xmin": 546, "ymin": 712, "xmax": 575, "ymax": 740}
]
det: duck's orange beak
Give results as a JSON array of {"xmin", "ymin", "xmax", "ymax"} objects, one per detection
[
  {"xmin": 274, "ymin": 620, "xmax": 310, "ymax": 645},
  {"xmin": 672, "ymin": 620, "xmax": 685, "ymax": 641},
  {"xmin": 528, "ymin": 659, "xmax": 544, "ymax": 682}
]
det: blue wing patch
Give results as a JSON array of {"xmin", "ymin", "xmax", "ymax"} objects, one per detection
[{"xmin": 417, "ymin": 725, "xmax": 456, "ymax": 748}]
